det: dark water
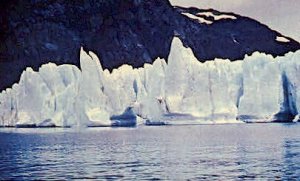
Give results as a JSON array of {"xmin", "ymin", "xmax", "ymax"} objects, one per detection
[{"xmin": 0, "ymin": 123, "xmax": 300, "ymax": 180}]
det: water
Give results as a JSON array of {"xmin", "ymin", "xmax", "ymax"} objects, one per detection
[{"xmin": 0, "ymin": 123, "xmax": 299, "ymax": 180}]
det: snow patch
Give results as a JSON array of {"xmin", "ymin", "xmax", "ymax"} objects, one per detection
[
  {"xmin": 181, "ymin": 12, "xmax": 213, "ymax": 24},
  {"xmin": 197, "ymin": 12, "xmax": 236, "ymax": 21},
  {"xmin": 276, "ymin": 36, "xmax": 290, "ymax": 43}
]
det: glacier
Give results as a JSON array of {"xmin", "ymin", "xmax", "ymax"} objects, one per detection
[{"xmin": 0, "ymin": 37, "xmax": 300, "ymax": 127}]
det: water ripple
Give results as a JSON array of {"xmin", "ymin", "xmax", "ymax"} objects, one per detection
[{"xmin": 0, "ymin": 123, "xmax": 300, "ymax": 180}]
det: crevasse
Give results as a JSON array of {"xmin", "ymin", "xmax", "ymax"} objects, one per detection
[{"xmin": 0, "ymin": 37, "xmax": 300, "ymax": 127}]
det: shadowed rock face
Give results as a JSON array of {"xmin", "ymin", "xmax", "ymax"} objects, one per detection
[{"xmin": 0, "ymin": 0, "xmax": 299, "ymax": 90}]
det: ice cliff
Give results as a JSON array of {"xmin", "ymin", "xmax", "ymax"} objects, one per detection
[{"xmin": 1, "ymin": 37, "xmax": 300, "ymax": 127}]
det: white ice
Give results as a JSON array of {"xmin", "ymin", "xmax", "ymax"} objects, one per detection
[{"xmin": 1, "ymin": 37, "xmax": 300, "ymax": 127}]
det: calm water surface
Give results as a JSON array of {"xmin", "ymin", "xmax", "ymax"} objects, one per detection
[{"xmin": 0, "ymin": 123, "xmax": 299, "ymax": 180}]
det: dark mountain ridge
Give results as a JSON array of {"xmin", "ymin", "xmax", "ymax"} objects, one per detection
[{"xmin": 0, "ymin": 0, "xmax": 299, "ymax": 90}]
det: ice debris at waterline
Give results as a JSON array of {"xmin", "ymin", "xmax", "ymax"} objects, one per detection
[{"xmin": 0, "ymin": 37, "xmax": 300, "ymax": 127}]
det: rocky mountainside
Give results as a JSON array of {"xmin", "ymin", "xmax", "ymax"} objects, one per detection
[{"xmin": 0, "ymin": 0, "xmax": 299, "ymax": 90}]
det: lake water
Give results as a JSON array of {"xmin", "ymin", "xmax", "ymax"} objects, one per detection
[{"xmin": 0, "ymin": 123, "xmax": 299, "ymax": 180}]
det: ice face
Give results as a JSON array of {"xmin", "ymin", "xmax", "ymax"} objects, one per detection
[
  {"xmin": 165, "ymin": 38, "xmax": 243, "ymax": 123},
  {"xmin": 280, "ymin": 51, "xmax": 300, "ymax": 120},
  {"xmin": 238, "ymin": 51, "xmax": 300, "ymax": 122},
  {"xmin": 0, "ymin": 37, "xmax": 300, "ymax": 127},
  {"xmin": 238, "ymin": 53, "xmax": 284, "ymax": 122}
]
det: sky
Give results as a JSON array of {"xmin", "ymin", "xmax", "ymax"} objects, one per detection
[{"xmin": 170, "ymin": 0, "xmax": 300, "ymax": 42}]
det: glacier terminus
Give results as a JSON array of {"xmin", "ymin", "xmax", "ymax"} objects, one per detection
[{"xmin": 1, "ymin": 37, "xmax": 300, "ymax": 127}]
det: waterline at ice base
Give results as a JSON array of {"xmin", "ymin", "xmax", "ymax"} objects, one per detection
[{"xmin": 1, "ymin": 37, "xmax": 300, "ymax": 127}]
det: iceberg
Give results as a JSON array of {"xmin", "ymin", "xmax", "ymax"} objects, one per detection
[{"xmin": 0, "ymin": 37, "xmax": 300, "ymax": 127}]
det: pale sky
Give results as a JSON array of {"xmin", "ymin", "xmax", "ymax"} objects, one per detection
[{"xmin": 170, "ymin": 0, "xmax": 300, "ymax": 42}]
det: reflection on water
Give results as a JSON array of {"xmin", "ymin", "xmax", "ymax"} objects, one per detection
[
  {"xmin": 283, "ymin": 139, "xmax": 300, "ymax": 178},
  {"xmin": 0, "ymin": 124, "xmax": 299, "ymax": 180}
]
